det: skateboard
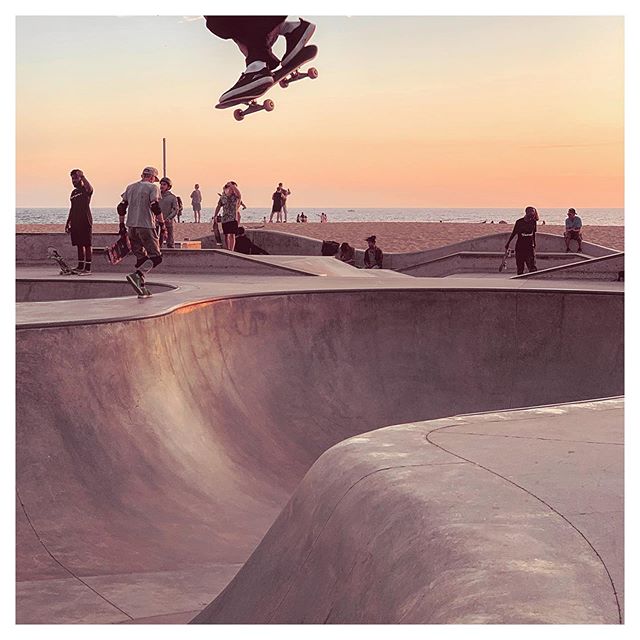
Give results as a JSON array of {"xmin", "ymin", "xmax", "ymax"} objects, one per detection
[
  {"xmin": 105, "ymin": 233, "xmax": 131, "ymax": 265},
  {"xmin": 498, "ymin": 248, "xmax": 513, "ymax": 272},
  {"xmin": 125, "ymin": 273, "xmax": 152, "ymax": 298},
  {"xmin": 213, "ymin": 220, "xmax": 223, "ymax": 247},
  {"xmin": 216, "ymin": 45, "xmax": 318, "ymax": 121},
  {"xmin": 212, "ymin": 207, "xmax": 223, "ymax": 247},
  {"xmin": 47, "ymin": 247, "xmax": 74, "ymax": 275}
]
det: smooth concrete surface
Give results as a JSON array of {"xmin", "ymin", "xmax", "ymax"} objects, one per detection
[
  {"xmin": 16, "ymin": 270, "xmax": 623, "ymax": 624},
  {"xmin": 515, "ymin": 252, "xmax": 624, "ymax": 281},
  {"xmin": 193, "ymin": 399, "xmax": 623, "ymax": 624},
  {"xmin": 16, "ymin": 279, "xmax": 176, "ymax": 302}
]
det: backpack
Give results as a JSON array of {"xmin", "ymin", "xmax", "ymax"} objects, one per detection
[{"xmin": 321, "ymin": 240, "xmax": 340, "ymax": 256}]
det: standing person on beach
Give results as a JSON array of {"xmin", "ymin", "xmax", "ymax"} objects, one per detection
[
  {"xmin": 117, "ymin": 166, "xmax": 166, "ymax": 296},
  {"xmin": 214, "ymin": 181, "xmax": 242, "ymax": 251},
  {"xmin": 175, "ymin": 196, "xmax": 183, "ymax": 223},
  {"xmin": 270, "ymin": 186, "xmax": 284, "ymax": 223},
  {"xmin": 190, "ymin": 184, "xmax": 202, "ymax": 223},
  {"xmin": 158, "ymin": 177, "xmax": 178, "ymax": 248},
  {"xmin": 363, "ymin": 235, "xmax": 383, "ymax": 269},
  {"xmin": 278, "ymin": 182, "xmax": 291, "ymax": 222},
  {"xmin": 65, "ymin": 169, "xmax": 94, "ymax": 274},
  {"xmin": 505, "ymin": 206, "xmax": 538, "ymax": 275}
]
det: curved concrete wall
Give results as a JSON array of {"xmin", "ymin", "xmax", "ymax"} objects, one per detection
[
  {"xmin": 16, "ymin": 279, "xmax": 176, "ymax": 302},
  {"xmin": 16, "ymin": 288, "xmax": 623, "ymax": 622}
]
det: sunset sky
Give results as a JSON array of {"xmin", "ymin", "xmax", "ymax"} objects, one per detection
[{"xmin": 15, "ymin": 12, "xmax": 624, "ymax": 209}]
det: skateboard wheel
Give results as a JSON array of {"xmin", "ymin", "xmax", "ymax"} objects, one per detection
[
  {"xmin": 263, "ymin": 99, "xmax": 275, "ymax": 112},
  {"xmin": 279, "ymin": 78, "xmax": 289, "ymax": 88},
  {"xmin": 308, "ymin": 67, "xmax": 319, "ymax": 79},
  {"xmin": 233, "ymin": 109, "xmax": 244, "ymax": 121}
]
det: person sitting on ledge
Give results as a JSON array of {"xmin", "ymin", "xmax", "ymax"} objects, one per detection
[
  {"xmin": 363, "ymin": 235, "xmax": 383, "ymax": 269},
  {"xmin": 336, "ymin": 242, "xmax": 356, "ymax": 266},
  {"xmin": 234, "ymin": 226, "xmax": 269, "ymax": 255},
  {"xmin": 564, "ymin": 208, "xmax": 583, "ymax": 253}
]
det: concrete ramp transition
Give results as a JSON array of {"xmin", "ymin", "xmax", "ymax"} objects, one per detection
[{"xmin": 16, "ymin": 288, "xmax": 623, "ymax": 623}]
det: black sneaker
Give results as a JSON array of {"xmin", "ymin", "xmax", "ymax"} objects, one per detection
[
  {"xmin": 217, "ymin": 67, "xmax": 274, "ymax": 105},
  {"xmin": 281, "ymin": 19, "xmax": 316, "ymax": 69}
]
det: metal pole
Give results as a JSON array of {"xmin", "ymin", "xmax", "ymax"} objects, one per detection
[{"xmin": 162, "ymin": 138, "xmax": 166, "ymax": 177}]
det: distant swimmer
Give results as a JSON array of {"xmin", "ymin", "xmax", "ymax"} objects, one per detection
[{"xmin": 205, "ymin": 16, "xmax": 316, "ymax": 105}]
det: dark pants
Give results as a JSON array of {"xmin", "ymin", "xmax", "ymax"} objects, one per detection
[
  {"xmin": 205, "ymin": 16, "xmax": 286, "ymax": 65},
  {"xmin": 516, "ymin": 248, "xmax": 537, "ymax": 275}
]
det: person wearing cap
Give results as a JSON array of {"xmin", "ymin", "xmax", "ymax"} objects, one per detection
[
  {"xmin": 158, "ymin": 177, "xmax": 178, "ymax": 248},
  {"xmin": 64, "ymin": 169, "xmax": 94, "ymax": 274},
  {"xmin": 363, "ymin": 235, "xmax": 383, "ymax": 269},
  {"xmin": 564, "ymin": 208, "xmax": 583, "ymax": 253},
  {"xmin": 117, "ymin": 166, "xmax": 166, "ymax": 297},
  {"xmin": 505, "ymin": 206, "xmax": 538, "ymax": 275},
  {"xmin": 190, "ymin": 184, "xmax": 202, "ymax": 223}
]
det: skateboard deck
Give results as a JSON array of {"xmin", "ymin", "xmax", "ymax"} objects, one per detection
[
  {"xmin": 216, "ymin": 45, "xmax": 318, "ymax": 120},
  {"xmin": 47, "ymin": 247, "xmax": 73, "ymax": 275},
  {"xmin": 106, "ymin": 233, "xmax": 131, "ymax": 265},
  {"xmin": 213, "ymin": 220, "xmax": 223, "ymax": 247},
  {"xmin": 498, "ymin": 248, "xmax": 513, "ymax": 272}
]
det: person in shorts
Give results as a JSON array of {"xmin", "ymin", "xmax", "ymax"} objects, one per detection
[
  {"xmin": 564, "ymin": 208, "xmax": 583, "ymax": 252},
  {"xmin": 117, "ymin": 166, "xmax": 167, "ymax": 296},
  {"xmin": 190, "ymin": 184, "xmax": 202, "ymax": 222},
  {"xmin": 214, "ymin": 181, "xmax": 242, "ymax": 251},
  {"xmin": 65, "ymin": 169, "xmax": 94, "ymax": 274}
]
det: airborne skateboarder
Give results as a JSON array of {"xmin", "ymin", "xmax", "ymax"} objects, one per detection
[{"xmin": 204, "ymin": 16, "xmax": 317, "ymax": 105}]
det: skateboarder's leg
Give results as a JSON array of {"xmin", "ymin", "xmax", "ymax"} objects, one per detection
[
  {"xmin": 165, "ymin": 220, "xmax": 175, "ymax": 248},
  {"xmin": 525, "ymin": 250, "xmax": 537, "ymax": 273},
  {"xmin": 515, "ymin": 250, "xmax": 525, "ymax": 276}
]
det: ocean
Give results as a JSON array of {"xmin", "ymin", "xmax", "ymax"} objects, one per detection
[{"xmin": 16, "ymin": 207, "xmax": 624, "ymax": 226}]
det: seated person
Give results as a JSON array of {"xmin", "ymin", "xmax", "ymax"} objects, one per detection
[
  {"xmin": 336, "ymin": 242, "xmax": 356, "ymax": 266},
  {"xmin": 363, "ymin": 235, "xmax": 383, "ymax": 269},
  {"xmin": 564, "ymin": 208, "xmax": 583, "ymax": 252},
  {"xmin": 234, "ymin": 226, "xmax": 269, "ymax": 255}
]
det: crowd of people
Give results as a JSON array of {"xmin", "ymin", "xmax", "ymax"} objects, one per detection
[{"xmin": 61, "ymin": 169, "xmax": 587, "ymax": 286}]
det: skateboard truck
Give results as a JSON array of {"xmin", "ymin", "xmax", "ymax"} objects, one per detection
[
  {"xmin": 234, "ymin": 98, "xmax": 275, "ymax": 122},
  {"xmin": 279, "ymin": 66, "xmax": 319, "ymax": 88}
]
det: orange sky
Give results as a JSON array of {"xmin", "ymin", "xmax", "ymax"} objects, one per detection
[{"xmin": 15, "ymin": 15, "xmax": 624, "ymax": 208}]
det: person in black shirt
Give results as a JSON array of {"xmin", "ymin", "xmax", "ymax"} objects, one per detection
[
  {"xmin": 505, "ymin": 206, "xmax": 538, "ymax": 275},
  {"xmin": 234, "ymin": 227, "xmax": 269, "ymax": 255},
  {"xmin": 64, "ymin": 169, "xmax": 93, "ymax": 274},
  {"xmin": 270, "ymin": 187, "xmax": 284, "ymax": 222}
]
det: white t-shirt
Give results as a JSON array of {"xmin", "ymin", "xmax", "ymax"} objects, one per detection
[{"xmin": 121, "ymin": 181, "xmax": 161, "ymax": 229}]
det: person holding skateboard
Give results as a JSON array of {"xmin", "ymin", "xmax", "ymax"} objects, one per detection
[
  {"xmin": 205, "ymin": 16, "xmax": 316, "ymax": 106},
  {"xmin": 65, "ymin": 169, "xmax": 94, "ymax": 274},
  {"xmin": 117, "ymin": 166, "xmax": 167, "ymax": 297},
  {"xmin": 214, "ymin": 181, "xmax": 242, "ymax": 252},
  {"xmin": 505, "ymin": 206, "xmax": 538, "ymax": 275}
]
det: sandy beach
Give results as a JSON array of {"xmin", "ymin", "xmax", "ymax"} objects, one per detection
[{"xmin": 16, "ymin": 222, "xmax": 624, "ymax": 253}]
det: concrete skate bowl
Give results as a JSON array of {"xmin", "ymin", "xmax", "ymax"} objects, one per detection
[
  {"xmin": 16, "ymin": 279, "xmax": 176, "ymax": 302},
  {"xmin": 16, "ymin": 287, "xmax": 623, "ymax": 623}
]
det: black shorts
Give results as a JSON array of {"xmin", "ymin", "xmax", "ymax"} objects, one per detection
[{"xmin": 222, "ymin": 220, "xmax": 239, "ymax": 235}]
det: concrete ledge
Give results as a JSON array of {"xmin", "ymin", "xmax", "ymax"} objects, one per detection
[{"xmin": 514, "ymin": 252, "xmax": 625, "ymax": 281}]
